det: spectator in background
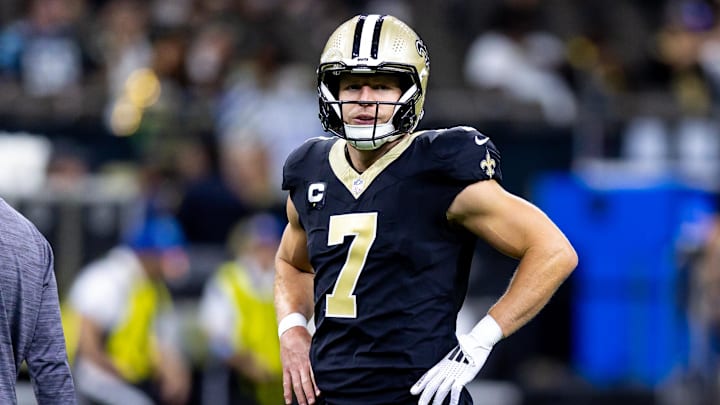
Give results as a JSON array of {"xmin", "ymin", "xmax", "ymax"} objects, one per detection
[
  {"xmin": 654, "ymin": 0, "xmax": 715, "ymax": 114},
  {"xmin": 463, "ymin": 0, "xmax": 577, "ymax": 125},
  {"xmin": 0, "ymin": 0, "xmax": 91, "ymax": 96},
  {"xmin": 0, "ymin": 198, "xmax": 76, "ymax": 403},
  {"xmin": 219, "ymin": 134, "xmax": 278, "ymax": 212},
  {"xmin": 688, "ymin": 192, "xmax": 720, "ymax": 403},
  {"xmin": 92, "ymin": 0, "xmax": 153, "ymax": 103},
  {"xmin": 65, "ymin": 214, "xmax": 191, "ymax": 405},
  {"xmin": 117, "ymin": 27, "xmax": 190, "ymax": 155},
  {"xmin": 184, "ymin": 20, "xmax": 238, "ymax": 99},
  {"xmin": 198, "ymin": 213, "xmax": 284, "ymax": 405},
  {"xmin": 215, "ymin": 37, "xmax": 323, "ymax": 204},
  {"xmin": 175, "ymin": 133, "xmax": 254, "ymax": 244},
  {"xmin": 650, "ymin": 0, "xmax": 720, "ymax": 185}
]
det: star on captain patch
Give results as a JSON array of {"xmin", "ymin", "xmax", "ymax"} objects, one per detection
[
  {"xmin": 351, "ymin": 177, "xmax": 365, "ymax": 197},
  {"xmin": 480, "ymin": 149, "xmax": 496, "ymax": 178}
]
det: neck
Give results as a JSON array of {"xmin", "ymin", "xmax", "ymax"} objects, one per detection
[{"xmin": 345, "ymin": 136, "xmax": 404, "ymax": 173}]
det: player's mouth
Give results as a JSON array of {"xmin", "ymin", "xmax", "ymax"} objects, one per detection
[{"xmin": 352, "ymin": 114, "xmax": 380, "ymax": 125}]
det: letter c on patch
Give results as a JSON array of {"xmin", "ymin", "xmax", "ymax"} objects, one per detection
[{"xmin": 308, "ymin": 183, "xmax": 326, "ymax": 204}]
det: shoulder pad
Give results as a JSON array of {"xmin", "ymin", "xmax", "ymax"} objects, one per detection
[
  {"xmin": 282, "ymin": 137, "xmax": 335, "ymax": 192},
  {"xmin": 421, "ymin": 126, "xmax": 490, "ymax": 157},
  {"xmin": 284, "ymin": 137, "xmax": 332, "ymax": 166},
  {"xmin": 421, "ymin": 126, "xmax": 502, "ymax": 183}
]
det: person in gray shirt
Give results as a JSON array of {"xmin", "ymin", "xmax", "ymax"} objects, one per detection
[{"xmin": 0, "ymin": 198, "xmax": 76, "ymax": 404}]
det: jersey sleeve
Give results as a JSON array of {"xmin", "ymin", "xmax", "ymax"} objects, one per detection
[
  {"xmin": 282, "ymin": 137, "xmax": 327, "ymax": 193},
  {"xmin": 427, "ymin": 126, "xmax": 503, "ymax": 183},
  {"xmin": 26, "ymin": 239, "xmax": 76, "ymax": 404}
]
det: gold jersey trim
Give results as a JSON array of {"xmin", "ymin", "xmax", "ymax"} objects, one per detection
[{"xmin": 329, "ymin": 132, "xmax": 422, "ymax": 199}]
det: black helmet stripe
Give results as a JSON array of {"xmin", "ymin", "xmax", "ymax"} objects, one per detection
[
  {"xmin": 370, "ymin": 15, "xmax": 386, "ymax": 59},
  {"xmin": 351, "ymin": 15, "xmax": 367, "ymax": 58},
  {"xmin": 355, "ymin": 15, "xmax": 382, "ymax": 59}
]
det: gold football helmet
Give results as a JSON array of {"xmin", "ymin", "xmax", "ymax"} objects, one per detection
[{"xmin": 318, "ymin": 14, "xmax": 430, "ymax": 150}]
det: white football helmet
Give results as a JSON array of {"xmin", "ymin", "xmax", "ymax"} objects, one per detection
[{"xmin": 318, "ymin": 14, "xmax": 430, "ymax": 150}]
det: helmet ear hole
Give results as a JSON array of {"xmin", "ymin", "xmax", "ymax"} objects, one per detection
[
  {"xmin": 397, "ymin": 75, "xmax": 414, "ymax": 95},
  {"xmin": 322, "ymin": 73, "xmax": 341, "ymax": 98},
  {"xmin": 393, "ymin": 99, "xmax": 417, "ymax": 132},
  {"xmin": 318, "ymin": 97, "xmax": 344, "ymax": 135}
]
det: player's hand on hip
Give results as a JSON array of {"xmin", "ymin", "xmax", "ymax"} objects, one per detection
[
  {"xmin": 280, "ymin": 326, "xmax": 320, "ymax": 405},
  {"xmin": 410, "ymin": 315, "xmax": 503, "ymax": 405}
]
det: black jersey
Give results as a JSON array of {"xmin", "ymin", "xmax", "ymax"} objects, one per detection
[{"xmin": 282, "ymin": 126, "xmax": 502, "ymax": 403}]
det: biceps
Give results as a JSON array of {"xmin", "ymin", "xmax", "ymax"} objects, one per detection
[
  {"xmin": 278, "ymin": 212, "xmax": 312, "ymax": 275},
  {"xmin": 480, "ymin": 198, "xmax": 560, "ymax": 258},
  {"xmin": 276, "ymin": 225, "xmax": 312, "ymax": 272},
  {"xmin": 451, "ymin": 181, "xmax": 560, "ymax": 258}
]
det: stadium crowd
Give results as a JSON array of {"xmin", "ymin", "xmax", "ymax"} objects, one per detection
[{"xmin": 0, "ymin": 0, "xmax": 719, "ymax": 404}]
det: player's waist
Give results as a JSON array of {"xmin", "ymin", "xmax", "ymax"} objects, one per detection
[
  {"xmin": 313, "ymin": 366, "xmax": 425, "ymax": 404},
  {"xmin": 313, "ymin": 320, "xmax": 457, "ymax": 354}
]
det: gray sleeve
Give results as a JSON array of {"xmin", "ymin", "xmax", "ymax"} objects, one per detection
[{"xmin": 25, "ymin": 241, "xmax": 77, "ymax": 404}]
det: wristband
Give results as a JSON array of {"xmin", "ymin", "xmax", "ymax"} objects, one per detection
[
  {"xmin": 468, "ymin": 315, "xmax": 504, "ymax": 349},
  {"xmin": 278, "ymin": 312, "xmax": 308, "ymax": 338}
]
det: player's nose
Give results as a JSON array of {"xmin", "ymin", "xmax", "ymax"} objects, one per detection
[{"xmin": 357, "ymin": 85, "xmax": 377, "ymax": 104}]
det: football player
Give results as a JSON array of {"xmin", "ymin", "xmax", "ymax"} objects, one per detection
[{"xmin": 274, "ymin": 14, "xmax": 577, "ymax": 405}]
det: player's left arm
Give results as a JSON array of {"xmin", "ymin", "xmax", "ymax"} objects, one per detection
[
  {"xmin": 448, "ymin": 179, "xmax": 577, "ymax": 336},
  {"xmin": 412, "ymin": 179, "xmax": 577, "ymax": 405}
]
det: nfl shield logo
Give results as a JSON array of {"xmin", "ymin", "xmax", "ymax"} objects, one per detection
[{"xmin": 351, "ymin": 178, "xmax": 364, "ymax": 197}]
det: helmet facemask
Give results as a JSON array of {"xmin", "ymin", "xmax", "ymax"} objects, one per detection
[{"xmin": 318, "ymin": 67, "xmax": 423, "ymax": 150}]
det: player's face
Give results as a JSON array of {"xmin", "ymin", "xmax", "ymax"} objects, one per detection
[{"xmin": 337, "ymin": 73, "xmax": 403, "ymax": 125}]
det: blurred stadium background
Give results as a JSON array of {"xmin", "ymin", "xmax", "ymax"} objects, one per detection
[{"xmin": 1, "ymin": 0, "xmax": 719, "ymax": 404}]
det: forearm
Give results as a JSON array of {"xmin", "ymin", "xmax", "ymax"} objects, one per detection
[
  {"xmin": 154, "ymin": 344, "xmax": 188, "ymax": 382},
  {"xmin": 154, "ymin": 344, "xmax": 190, "ymax": 405},
  {"xmin": 488, "ymin": 243, "xmax": 576, "ymax": 336},
  {"xmin": 275, "ymin": 197, "xmax": 314, "ymax": 323},
  {"xmin": 274, "ymin": 258, "xmax": 314, "ymax": 322},
  {"xmin": 78, "ymin": 318, "xmax": 121, "ymax": 377},
  {"xmin": 79, "ymin": 342, "xmax": 120, "ymax": 376}
]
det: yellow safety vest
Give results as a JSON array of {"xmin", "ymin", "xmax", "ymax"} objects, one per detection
[
  {"xmin": 217, "ymin": 262, "xmax": 281, "ymax": 374},
  {"xmin": 217, "ymin": 262, "xmax": 282, "ymax": 405},
  {"xmin": 60, "ymin": 301, "xmax": 81, "ymax": 364},
  {"xmin": 105, "ymin": 277, "xmax": 171, "ymax": 383}
]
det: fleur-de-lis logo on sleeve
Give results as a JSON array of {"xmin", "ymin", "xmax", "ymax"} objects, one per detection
[{"xmin": 480, "ymin": 150, "xmax": 496, "ymax": 178}]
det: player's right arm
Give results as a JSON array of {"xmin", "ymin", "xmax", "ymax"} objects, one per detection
[{"xmin": 275, "ymin": 196, "xmax": 320, "ymax": 405}]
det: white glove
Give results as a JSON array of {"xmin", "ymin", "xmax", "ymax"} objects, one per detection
[{"xmin": 410, "ymin": 315, "xmax": 503, "ymax": 405}]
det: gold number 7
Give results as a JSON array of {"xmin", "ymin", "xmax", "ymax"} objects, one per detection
[{"xmin": 325, "ymin": 212, "xmax": 378, "ymax": 318}]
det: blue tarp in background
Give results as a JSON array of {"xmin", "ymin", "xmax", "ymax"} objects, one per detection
[{"xmin": 533, "ymin": 172, "xmax": 715, "ymax": 388}]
